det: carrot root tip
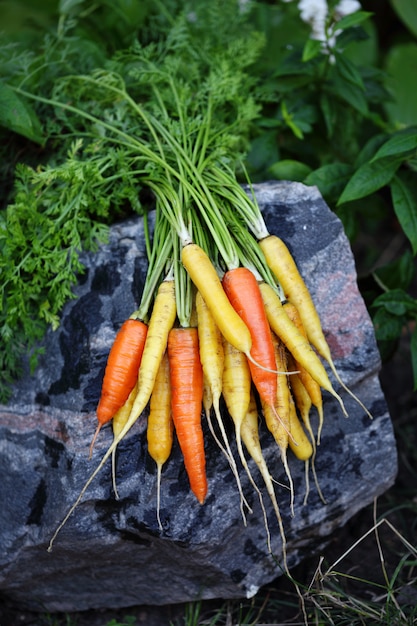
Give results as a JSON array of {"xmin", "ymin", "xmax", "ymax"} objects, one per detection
[{"xmin": 89, "ymin": 423, "xmax": 103, "ymax": 459}]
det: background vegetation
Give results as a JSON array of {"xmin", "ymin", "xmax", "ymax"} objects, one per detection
[{"xmin": 0, "ymin": 0, "xmax": 416, "ymax": 623}]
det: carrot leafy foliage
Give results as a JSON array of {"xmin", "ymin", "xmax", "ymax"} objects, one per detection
[{"xmin": 0, "ymin": 0, "xmax": 265, "ymax": 401}]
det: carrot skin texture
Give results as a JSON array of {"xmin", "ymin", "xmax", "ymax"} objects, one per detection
[
  {"xmin": 96, "ymin": 318, "xmax": 148, "ymax": 425},
  {"xmin": 287, "ymin": 363, "xmax": 314, "ymax": 441},
  {"xmin": 181, "ymin": 243, "xmax": 253, "ymax": 356},
  {"xmin": 147, "ymin": 351, "xmax": 173, "ymax": 467},
  {"xmin": 283, "ymin": 302, "xmax": 324, "ymax": 429},
  {"xmin": 196, "ymin": 290, "xmax": 224, "ymax": 408},
  {"xmin": 259, "ymin": 234, "xmax": 326, "ymax": 354},
  {"xmin": 222, "ymin": 338, "xmax": 252, "ymax": 435},
  {"xmin": 168, "ymin": 327, "xmax": 207, "ymax": 504},
  {"xmin": 127, "ymin": 279, "xmax": 177, "ymax": 424},
  {"xmin": 259, "ymin": 282, "xmax": 334, "ymax": 394},
  {"xmin": 240, "ymin": 392, "xmax": 287, "ymax": 557},
  {"xmin": 222, "ymin": 267, "xmax": 277, "ymax": 409},
  {"xmin": 147, "ymin": 351, "xmax": 173, "ymax": 530},
  {"xmin": 197, "ymin": 298, "xmax": 249, "ymax": 518},
  {"xmin": 260, "ymin": 235, "xmax": 371, "ymax": 421},
  {"xmin": 283, "ymin": 302, "xmax": 324, "ymax": 404},
  {"xmin": 272, "ymin": 334, "xmax": 291, "ymax": 430},
  {"xmin": 112, "ymin": 382, "xmax": 139, "ymax": 439},
  {"xmin": 289, "ymin": 397, "xmax": 314, "ymax": 461}
]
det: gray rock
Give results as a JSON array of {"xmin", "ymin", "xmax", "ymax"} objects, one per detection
[{"xmin": 0, "ymin": 181, "xmax": 397, "ymax": 612}]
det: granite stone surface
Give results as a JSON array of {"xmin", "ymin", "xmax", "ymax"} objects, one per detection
[{"xmin": 0, "ymin": 181, "xmax": 397, "ymax": 612}]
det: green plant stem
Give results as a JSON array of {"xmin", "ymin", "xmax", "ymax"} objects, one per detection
[
  {"xmin": 133, "ymin": 206, "xmax": 173, "ymax": 323},
  {"xmin": 172, "ymin": 228, "xmax": 192, "ymax": 328}
]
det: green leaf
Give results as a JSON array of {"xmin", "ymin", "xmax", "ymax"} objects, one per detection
[
  {"xmin": 371, "ymin": 128, "xmax": 417, "ymax": 162},
  {"xmin": 59, "ymin": 0, "xmax": 85, "ymax": 14},
  {"xmin": 384, "ymin": 43, "xmax": 417, "ymax": 126},
  {"xmin": 338, "ymin": 156, "xmax": 403, "ymax": 205},
  {"xmin": 267, "ymin": 159, "xmax": 312, "ymax": 182},
  {"xmin": 334, "ymin": 11, "xmax": 374, "ymax": 31},
  {"xmin": 333, "ymin": 52, "xmax": 364, "ymax": 90},
  {"xmin": 336, "ymin": 20, "xmax": 377, "ymax": 64},
  {"xmin": 390, "ymin": 171, "xmax": 417, "ymax": 255},
  {"xmin": 411, "ymin": 324, "xmax": 417, "ymax": 390},
  {"xmin": 304, "ymin": 162, "xmax": 353, "ymax": 201},
  {"xmin": 372, "ymin": 288, "xmax": 417, "ymax": 317},
  {"xmin": 328, "ymin": 72, "xmax": 368, "ymax": 115},
  {"xmin": 0, "ymin": 82, "xmax": 44, "ymax": 145},
  {"xmin": 319, "ymin": 92, "xmax": 334, "ymax": 137},
  {"xmin": 354, "ymin": 133, "xmax": 390, "ymax": 168},
  {"xmin": 374, "ymin": 249, "xmax": 415, "ymax": 292},
  {"xmin": 390, "ymin": 0, "xmax": 417, "ymax": 38},
  {"xmin": 372, "ymin": 306, "xmax": 404, "ymax": 342},
  {"xmin": 302, "ymin": 38, "xmax": 322, "ymax": 62},
  {"xmin": 281, "ymin": 100, "xmax": 304, "ymax": 139}
]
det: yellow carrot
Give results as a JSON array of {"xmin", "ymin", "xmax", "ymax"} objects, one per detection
[
  {"xmin": 288, "ymin": 357, "xmax": 326, "ymax": 504},
  {"xmin": 259, "ymin": 234, "xmax": 324, "ymax": 349},
  {"xmin": 289, "ymin": 395, "xmax": 314, "ymax": 506},
  {"xmin": 259, "ymin": 234, "xmax": 371, "ymax": 419},
  {"xmin": 287, "ymin": 364, "xmax": 315, "ymax": 445},
  {"xmin": 147, "ymin": 351, "xmax": 173, "ymax": 530},
  {"xmin": 127, "ymin": 278, "xmax": 177, "ymax": 425},
  {"xmin": 263, "ymin": 333, "xmax": 294, "ymax": 515},
  {"xmin": 221, "ymin": 337, "xmax": 254, "ymax": 521},
  {"xmin": 240, "ymin": 392, "xmax": 287, "ymax": 558},
  {"xmin": 259, "ymin": 281, "xmax": 348, "ymax": 417},
  {"xmin": 196, "ymin": 290, "xmax": 224, "ymax": 415},
  {"xmin": 147, "ymin": 351, "xmax": 173, "ymax": 466},
  {"xmin": 272, "ymin": 334, "xmax": 291, "ymax": 439},
  {"xmin": 111, "ymin": 278, "xmax": 177, "ymax": 485},
  {"xmin": 222, "ymin": 338, "xmax": 252, "ymax": 441},
  {"xmin": 284, "ymin": 301, "xmax": 325, "ymax": 440},
  {"xmin": 288, "ymin": 396, "xmax": 313, "ymax": 462},
  {"xmin": 196, "ymin": 291, "xmax": 249, "ymax": 516},
  {"xmin": 202, "ymin": 376, "xmax": 214, "ymax": 419},
  {"xmin": 181, "ymin": 243, "xmax": 253, "ymax": 357}
]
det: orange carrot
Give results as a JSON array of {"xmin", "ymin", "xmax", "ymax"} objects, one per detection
[
  {"xmin": 222, "ymin": 267, "xmax": 277, "ymax": 410},
  {"xmin": 167, "ymin": 327, "xmax": 207, "ymax": 504},
  {"xmin": 91, "ymin": 318, "xmax": 148, "ymax": 454}
]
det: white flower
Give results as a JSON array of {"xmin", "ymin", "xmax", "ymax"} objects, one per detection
[
  {"xmin": 297, "ymin": 0, "xmax": 328, "ymax": 41},
  {"xmin": 334, "ymin": 0, "xmax": 362, "ymax": 18}
]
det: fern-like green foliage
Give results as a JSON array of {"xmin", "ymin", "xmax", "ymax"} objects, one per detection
[{"xmin": 0, "ymin": 0, "xmax": 265, "ymax": 400}]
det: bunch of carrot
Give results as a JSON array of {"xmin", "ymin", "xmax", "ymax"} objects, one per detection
[{"xmin": 47, "ymin": 167, "xmax": 372, "ymax": 557}]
